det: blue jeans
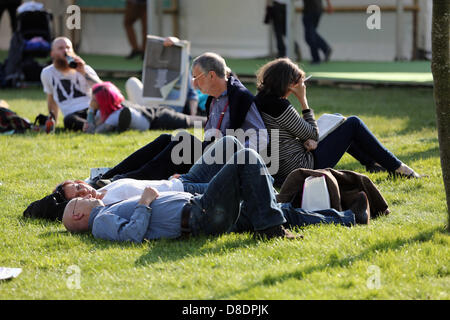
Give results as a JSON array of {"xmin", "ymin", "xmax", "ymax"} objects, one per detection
[
  {"xmin": 281, "ymin": 203, "xmax": 355, "ymax": 228},
  {"xmin": 188, "ymin": 149, "xmax": 286, "ymax": 236},
  {"xmin": 313, "ymin": 116, "xmax": 402, "ymax": 171},
  {"xmin": 232, "ymin": 203, "xmax": 355, "ymax": 233},
  {"xmin": 181, "ymin": 136, "xmax": 245, "ymax": 195},
  {"xmin": 302, "ymin": 12, "xmax": 330, "ymax": 63}
]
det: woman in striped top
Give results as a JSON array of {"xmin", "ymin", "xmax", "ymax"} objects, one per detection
[{"xmin": 255, "ymin": 58, "xmax": 422, "ymax": 186}]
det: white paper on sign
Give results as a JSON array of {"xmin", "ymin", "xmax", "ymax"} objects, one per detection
[
  {"xmin": 0, "ymin": 267, "xmax": 22, "ymax": 280},
  {"xmin": 142, "ymin": 35, "xmax": 190, "ymax": 107},
  {"xmin": 159, "ymin": 74, "xmax": 181, "ymax": 100},
  {"xmin": 301, "ymin": 175, "xmax": 331, "ymax": 211}
]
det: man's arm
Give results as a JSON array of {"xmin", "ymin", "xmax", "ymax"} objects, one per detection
[
  {"xmin": 91, "ymin": 187, "xmax": 160, "ymax": 243},
  {"xmin": 241, "ymin": 102, "xmax": 268, "ymax": 152},
  {"xmin": 92, "ymin": 204, "xmax": 152, "ymax": 243},
  {"xmin": 73, "ymin": 56, "xmax": 101, "ymax": 87},
  {"xmin": 47, "ymin": 94, "xmax": 59, "ymax": 123}
]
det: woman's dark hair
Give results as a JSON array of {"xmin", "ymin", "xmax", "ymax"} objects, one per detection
[{"xmin": 256, "ymin": 58, "xmax": 305, "ymax": 97}]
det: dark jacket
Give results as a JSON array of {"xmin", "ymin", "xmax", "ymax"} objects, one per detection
[
  {"xmin": 276, "ymin": 168, "xmax": 390, "ymax": 218},
  {"xmin": 205, "ymin": 76, "xmax": 254, "ymax": 130}
]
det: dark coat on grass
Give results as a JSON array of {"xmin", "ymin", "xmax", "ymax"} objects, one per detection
[{"xmin": 276, "ymin": 168, "xmax": 389, "ymax": 218}]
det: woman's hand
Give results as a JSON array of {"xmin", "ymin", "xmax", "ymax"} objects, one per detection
[
  {"xmin": 304, "ymin": 139, "xmax": 318, "ymax": 151},
  {"xmin": 289, "ymin": 79, "xmax": 309, "ymax": 110}
]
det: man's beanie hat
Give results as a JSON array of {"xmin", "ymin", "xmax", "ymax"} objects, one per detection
[{"xmin": 23, "ymin": 189, "xmax": 69, "ymax": 221}]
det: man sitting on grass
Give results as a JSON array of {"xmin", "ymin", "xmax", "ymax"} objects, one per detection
[
  {"xmin": 40, "ymin": 37, "xmax": 101, "ymax": 131},
  {"xmin": 61, "ymin": 147, "xmax": 369, "ymax": 243}
]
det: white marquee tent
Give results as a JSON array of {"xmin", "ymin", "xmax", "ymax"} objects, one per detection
[{"xmin": 0, "ymin": 0, "xmax": 432, "ymax": 61}]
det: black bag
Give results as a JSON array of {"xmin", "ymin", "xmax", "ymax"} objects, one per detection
[
  {"xmin": 0, "ymin": 106, "xmax": 31, "ymax": 133},
  {"xmin": 32, "ymin": 111, "xmax": 55, "ymax": 133},
  {"xmin": 23, "ymin": 192, "xmax": 68, "ymax": 221}
]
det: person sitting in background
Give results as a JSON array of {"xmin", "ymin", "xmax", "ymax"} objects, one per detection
[
  {"xmin": 0, "ymin": 0, "xmax": 22, "ymax": 33},
  {"xmin": 40, "ymin": 37, "xmax": 101, "ymax": 131},
  {"xmin": 82, "ymin": 81, "xmax": 206, "ymax": 134},
  {"xmin": 89, "ymin": 51, "xmax": 267, "ymax": 185},
  {"xmin": 254, "ymin": 57, "xmax": 423, "ymax": 186}
]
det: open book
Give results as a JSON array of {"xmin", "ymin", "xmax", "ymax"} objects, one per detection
[{"xmin": 317, "ymin": 113, "xmax": 346, "ymax": 141}]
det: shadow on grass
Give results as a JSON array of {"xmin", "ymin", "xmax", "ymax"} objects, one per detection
[
  {"xmin": 134, "ymin": 234, "xmax": 258, "ymax": 267},
  {"xmin": 36, "ymin": 223, "xmax": 259, "ymax": 261},
  {"xmin": 213, "ymin": 226, "xmax": 447, "ymax": 299}
]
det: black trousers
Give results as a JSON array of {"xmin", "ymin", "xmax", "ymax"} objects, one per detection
[
  {"xmin": 271, "ymin": 2, "xmax": 300, "ymax": 58},
  {"xmin": 0, "ymin": 2, "xmax": 21, "ymax": 32},
  {"xmin": 102, "ymin": 133, "xmax": 212, "ymax": 181},
  {"xmin": 63, "ymin": 109, "xmax": 88, "ymax": 131}
]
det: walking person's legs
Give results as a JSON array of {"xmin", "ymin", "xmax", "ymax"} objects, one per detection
[{"xmin": 123, "ymin": 1, "xmax": 143, "ymax": 58}]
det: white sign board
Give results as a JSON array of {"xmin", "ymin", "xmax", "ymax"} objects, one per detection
[{"xmin": 142, "ymin": 35, "xmax": 190, "ymax": 107}]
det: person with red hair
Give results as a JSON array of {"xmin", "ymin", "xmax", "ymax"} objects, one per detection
[{"xmin": 83, "ymin": 82, "xmax": 206, "ymax": 133}]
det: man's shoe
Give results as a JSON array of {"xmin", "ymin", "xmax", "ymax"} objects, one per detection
[
  {"xmin": 390, "ymin": 163, "xmax": 424, "ymax": 179},
  {"xmin": 96, "ymin": 179, "xmax": 112, "ymax": 188},
  {"xmin": 350, "ymin": 191, "xmax": 370, "ymax": 225},
  {"xmin": 118, "ymin": 106, "xmax": 132, "ymax": 133},
  {"xmin": 324, "ymin": 47, "xmax": 333, "ymax": 62},
  {"xmin": 256, "ymin": 225, "xmax": 300, "ymax": 240},
  {"xmin": 365, "ymin": 163, "xmax": 386, "ymax": 173},
  {"xmin": 88, "ymin": 174, "xmax": 103, "ymax": 190}
]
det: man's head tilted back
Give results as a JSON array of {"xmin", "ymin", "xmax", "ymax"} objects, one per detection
[{"xmin": 62, "ymin": 197, "xmax": 104, "ymax": 233}]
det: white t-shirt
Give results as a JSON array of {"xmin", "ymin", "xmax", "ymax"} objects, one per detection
[
  {"xmin": 40, "ymin": 64, "xmax": 99, "ymax": 117},
  {"xmin": 99, "ymin": 178, "xmax": 184, "ymax": 205}
]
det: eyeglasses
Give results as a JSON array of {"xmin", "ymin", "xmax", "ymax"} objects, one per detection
[
  {"xmin": 192, "ymin": 72, "xmax": 206, "ymax": 82},
  {"xmin": 72, "ymin": 198, "xmax": 78, "ymax": 216}
]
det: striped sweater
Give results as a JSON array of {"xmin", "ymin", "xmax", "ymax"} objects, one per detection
[{"xmin": 255, "ymin": 93, "xmax": 319, "ymax": 185}]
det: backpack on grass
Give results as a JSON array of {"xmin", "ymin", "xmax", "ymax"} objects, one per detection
[{"xmin": 0, "ymin": 105, "xmax": 31, "ymax": 134}]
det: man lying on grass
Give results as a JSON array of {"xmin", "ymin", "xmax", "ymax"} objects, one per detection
[{"xmin": 61, "ymin": 148, "xmax": 370, "ymax": 243}]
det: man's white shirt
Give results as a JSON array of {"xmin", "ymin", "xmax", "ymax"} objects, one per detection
[{"xmin": 40, "ymin": 64, "xmax": 99, "ymax": 117}]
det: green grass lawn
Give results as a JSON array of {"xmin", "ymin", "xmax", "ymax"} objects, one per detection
[{"xmin": 0, "ymin": 82, "xmax": 448, "ymax": 300}]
